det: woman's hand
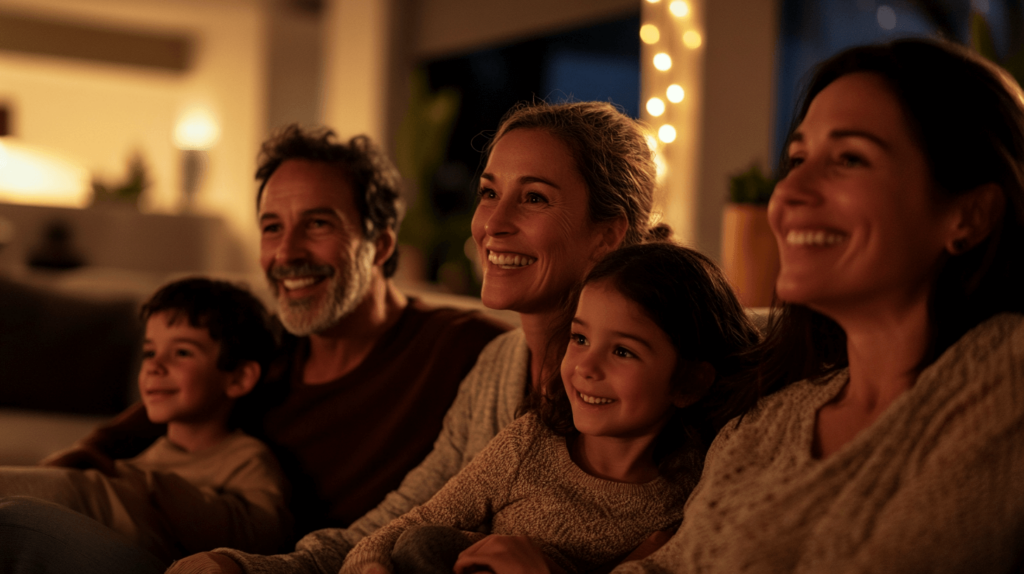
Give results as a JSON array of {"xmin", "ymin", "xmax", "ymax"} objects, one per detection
[
  {"xmin": 40, "ymin": 444, "xmax": 117, "ymax": 476},
  {"xmin": 453, "ymin": 535, "xmax": 564, "ymax": 574},
  {"xmin": 166, "ymin": 552, "xmax": 244, "ymax": 574}
]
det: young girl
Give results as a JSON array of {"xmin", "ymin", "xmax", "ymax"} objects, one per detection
[{"xmin": 340, "ymin": 242, "xmax": 761, "ymax": 574}]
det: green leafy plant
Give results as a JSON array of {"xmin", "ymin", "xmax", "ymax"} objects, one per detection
[
  {"xmin": 92, "ymin": 152, "xmax": 148, "ymax": 205},
  {"xmin": 728, "ymin": 164, "xmax": 776, "ymax": 204}
]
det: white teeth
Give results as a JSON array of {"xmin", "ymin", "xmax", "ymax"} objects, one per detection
[
  {"xmin": 487, "ymin": 252, "xmax": 537, "ymax": 268},
  {"xmin": 786, "ymin": 229, "xmax": 846, "ymax": 246},
  {"xmin": 579, "ymin": 392, "xmax": 615, "ymax": 405},
  {"xmin": 282, "ymin": 277, "xmax": 318, "ymax": 290}
]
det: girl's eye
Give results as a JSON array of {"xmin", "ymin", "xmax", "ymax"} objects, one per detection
[
  {"xmin": 569, "ymin": 332, "xmax": 588, "ymax": 346},
  {"xmin": 613, "ymin": 346, "xmax": 636, "ymax": 359},
  {"xmin": 478, "ymin": 187, "xmax": 497, "ymax": 200},
  {"xmin": 141, "ymin": 349, "xmax": 155, "ymax": 359},
  {"xmin": 174, "ymin": 348, "xmax": 193, "ymax": 358}
]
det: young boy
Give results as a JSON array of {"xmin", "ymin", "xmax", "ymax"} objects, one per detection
[{"xmin": 0, "ymin": 277, "xmax": 291, "ymax": 564}]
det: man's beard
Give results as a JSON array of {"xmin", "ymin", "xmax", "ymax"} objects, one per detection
[{"xmin": 268, "ymin": 240, "xmax": 376, "ymax": 336}]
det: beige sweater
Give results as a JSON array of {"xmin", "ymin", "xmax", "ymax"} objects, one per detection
[
  {"xmin": 341, "ymin": 412, "xmax": 690, "ymax": 574},
  {"xmin": 0, "ymin": 430, "xmax": 290, "ymax": 562},
  {"xmin": 616, "ymin": 313, "xmax": 1024, "ymax": 574}
]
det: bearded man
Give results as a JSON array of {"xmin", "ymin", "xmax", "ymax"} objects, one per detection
[{"xmin": 37, "ymin": 126, "xmax": 509, "ymax": 542}]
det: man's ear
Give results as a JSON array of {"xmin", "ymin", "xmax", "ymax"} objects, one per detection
[
  {"xmin": 225, "ymin": 361, "xmax": 261, "ymax": 399},
  {"xmin": 372, "ymin": 227, "xmax": 398, "ymax": 268},
  {"xmin": 672, "ymin": 361, "xmax": 715, "ymax": 408},
  {"xmin": 590, "ymin": 216, "xmax": 629, "ymax": 262},
  {"xmin": 946, "ymin": 183, "xmax": 1005, "ymax": 254}
]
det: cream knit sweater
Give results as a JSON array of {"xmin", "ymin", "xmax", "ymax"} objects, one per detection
[
  {"xmin": 341, "ymin": 413, "xmax": 690, "ymax": 574},
  {"xmin": 616, "ymin": 313, "xmax": 1024, "ymax": 574}
]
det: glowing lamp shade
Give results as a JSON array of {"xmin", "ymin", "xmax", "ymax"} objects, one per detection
[
  {"xmin": 646, "ymin": 97, "xmax": 666, "ymax": 117},
  {"xmin": 658, "ymin": 124, "xmax": 677, "ymax": 143},
  {"xmin": 653, "ymin": 53, "xmax": 673, "ymax": 71},
  {"xmin": 0, "ymin": 138, "xmax": 90, "ymax": 208},
  {"xmin": 640, "ymin": 24, "xmax": 661, "ymax": 44},
  {"xmin": 174, "ymin": 107, "xmax": 220, "ymax": 150},
  {"xmin": 683, "ymin": 30, "xmax": 703, "ymax": 49},
  {"xmin": 669, "ymin": 1, "xmax": 690, "ymax": 17}
]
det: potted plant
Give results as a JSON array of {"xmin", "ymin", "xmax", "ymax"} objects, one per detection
[{"xmin": 721, "ymin": 164, "xmax": 779, "ymax": 308}]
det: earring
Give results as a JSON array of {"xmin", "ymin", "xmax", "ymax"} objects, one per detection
[{"xmin": 951, "ymin": 238, "xmax": 969, "ymax": 254}]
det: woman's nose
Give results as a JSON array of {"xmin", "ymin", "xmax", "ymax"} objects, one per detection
[
  {"xmin": 772, "ymin": 159, "xmax": 824, "ymax": 207},
  {"xmin": 484, "ymin": 196, "xmax": 518, "ymax": 237}
]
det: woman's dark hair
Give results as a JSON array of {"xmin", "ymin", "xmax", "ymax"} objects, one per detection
[
  {"xmin": 759, "ymin": 38, "xmax": 1024, "ymax": 393},
  {"xmin": 140, "ymin": 277, "xmax": 279, "ymax": 428},
  {"xmin": 530, "ymin": 242, "xmax": 762, "ymax": 485},
  {"xmin": 485, "ymin": 101, "xmax": 664, "ymax": 247},
  {"xmin": 255, "ymin": 125, "xmax": 405, "ymax": 277}
]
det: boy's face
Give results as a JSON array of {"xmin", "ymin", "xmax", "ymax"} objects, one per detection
[{"xmin": 139, "ymin": 311, "xmax": 235, "ymax": 425}]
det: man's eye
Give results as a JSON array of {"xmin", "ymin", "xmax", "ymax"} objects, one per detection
[
  {"xmin": 174, "ymin": 349, "xmax": 193, "ymax": 357},
  {"xmin": 261, "ymin": 223, "xmax": 281, "ymax": 234}
]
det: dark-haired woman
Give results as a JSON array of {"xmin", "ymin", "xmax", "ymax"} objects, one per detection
[{"xmin": 613, "ymin": 38, "xmax": 1024, "ymax": 573}]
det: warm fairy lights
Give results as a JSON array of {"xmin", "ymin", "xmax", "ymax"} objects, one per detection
[
  {"xmin": 646, "ymin": 97, "xmax": 666, "ymax": 117},
  {"xmin": 653, "ymin": 53, "xmax": 672, "ymax": 71},
  {"xmin": 683, "ymin": 30, "xmax": 703, "ymax": 49},
  {"xmin": 666, "ymin": 84, "xmax": 684, "ymax": 102},
  {"xmin": 641, "ymin": 0, "xmax": 703, "ymax": 242},
  {"xmin": 640, "ymin": 24, "xmax": 660, "ymax": 44},
  {"xmin": 669, "ymin": 1, "xmax": 690, "ymax": 17}
]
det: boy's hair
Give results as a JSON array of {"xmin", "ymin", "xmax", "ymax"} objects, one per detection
[
  {"xmin": 532, "ymin": 242, "xmax": 762, "ymax": 484},
  {"xmin": 140, "ymin": 277, "xmax": 276, "ymax": 376}
]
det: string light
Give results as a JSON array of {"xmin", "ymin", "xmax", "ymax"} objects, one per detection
[
  {"xmin": 658, "ymin": 125, "xmax": 677, "ymax": 143},
  {"xmin": 683, "ymin": 30, "xmax": 702, "ymax": 49},
  {"xmin": 669, "ymin": 1, "xmax": 690, "ymax": 17},
  {"xmin": 646, "ymin": 97, "xmax": 666, "ymax": 117},
  {"xmin": 666, "ymin": 84, "xmax": 685, "ymax": 103},
  {"xmin": 640, "ymin": 24, "xmax": 660, "ymax": 44},
  {"xmin": 653, "ymin": 53, "xmax": 672, "ymax": 71}
]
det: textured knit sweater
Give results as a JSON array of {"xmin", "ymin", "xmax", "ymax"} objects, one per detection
[
  {"xmin": 214, "ymin": 328, "xmax": 530, "ymax": 574},
  {"xmin": 341, "ymin": 412, "xmax": 690, "ymax": 574},
  {"xmin": 0, "ymin": 431, "xmax": 290, "ymax": 563},
  {"xmin": 615, "ymin": 313, "xmax": 1024, "ymax": 574}
]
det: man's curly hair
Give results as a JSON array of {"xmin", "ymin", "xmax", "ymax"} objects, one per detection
[{"xmin": 255, "ymin": 124, "xmax": 405, "ymax": 278}]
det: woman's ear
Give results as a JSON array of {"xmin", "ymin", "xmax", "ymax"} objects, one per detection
[
  {"xmin": 591, "ymin": 216, "xmax": 629, "ymax": 262},
  {"xmin": 225, "ymin": 361, "xmax": 261, "ymax": 399},
  {"xmin": 672, "ymin": 361, "xmax": 716, "ymax": 408},
  {"xmin": 946, "ymin": 183, "xmax": 1005, "ymax": 254}
]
